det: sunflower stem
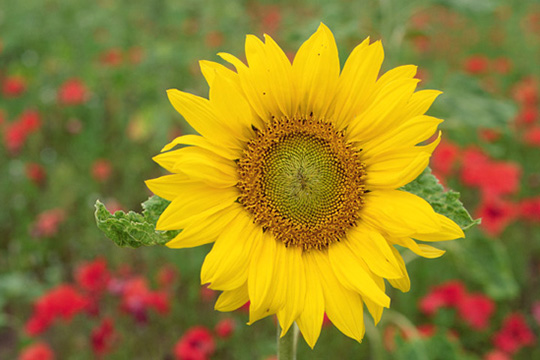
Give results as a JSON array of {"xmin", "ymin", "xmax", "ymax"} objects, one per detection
[{"xmin": 277, "ymin": 322, "xmax": 298, "ymax": 360}]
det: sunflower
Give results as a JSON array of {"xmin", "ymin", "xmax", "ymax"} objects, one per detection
[{"xmin": 146, "ymin": 23, "xmax": 464, "ymax": 347}]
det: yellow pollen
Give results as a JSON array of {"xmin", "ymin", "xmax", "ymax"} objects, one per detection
[{"xmin": 237, "ymin": 116, "xmax": 366, "ymax": 251}]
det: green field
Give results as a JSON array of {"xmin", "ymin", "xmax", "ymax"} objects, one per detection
[{"xmin": 1, "ymin": 0, "xmax": 539, "ymax": 359}]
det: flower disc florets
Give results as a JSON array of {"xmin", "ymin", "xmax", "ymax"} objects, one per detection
[{"xmin": 237, "ymin": 116, "xmax": 366, "ymax": 250}]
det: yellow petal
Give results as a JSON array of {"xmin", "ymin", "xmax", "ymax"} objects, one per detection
[
  {"xmin": 361, "ymin": 190, "xmax": 442, "ymax": 237},
  {"xmin": 145, "ymin": 173, "xmax": 190, "ymax": 201},
  {"xmin": 209, "ymin": 68, "xmax": 255, "ymax": 142},
  {"xmin": 201, "ymin": 213, "xmax": 259, "ymax": 290},
  {"xmin": 296, "ymin": 252, "xmax": 325, "ymax": 348},
  {"xmin": 362, "ymin": 115, "xmax": 444, "ymax": 157},
  {"xmin": 172, "ymin": 147, "xmax": 238, "ymax": 188},
  {"xmin": 243, "ymin": 34, "xmax": 297, "ymax": 118},
  {"xmin": 363, "ymin": 275, "xmax": 386, "ymax": 325},
  {"xmin": 328, "ymin": 241, "xmax": 391, "ymax": 307},
  {"xmin": 165, "ymin": 203, "xmax": 241, "ymax": 248},
  {"xmin": 199, "ymin": 60, "xmax": 240, "ymax": 90},
  {"xmin": 292, "ymin": 23, "xmax": 340, "ymax": 119},
  {"xmin": 167, "ymin": 89, "xmax": 243, "ymax": 150},
  {"xmin": 391, "ymin": 237, "xmax": 446, "ymax": 259},
  {"xmin": 413, "ymin": 213, "xmax": 465, "ymax": 241},
  {"xmin": 248, "ymin": 232, "xmax": 279, "ymax": 323},
  {"xmin": 152, "ymin": 148, "xmax": 184, "ymax": 173},
  {"xmin": 277, "ymin": 246, "xmax": 306, "ymax": 337},
  {"xmin": 312, "ymin": 250, "xmax": 366, "ymax": 342},
  {"xmin": 347, "ymin": 78, "xmax": 419, "ymax": 143},
  {"xmin": 363, "ymin": 133, "xmax": 440, "ymax": 190},
  {"xmin": 365, "ymin": 152, "xmax": 430, "ymax": 190},
  {"xmin": 161, "ymin": 134, "xmax": 240, "ymax": 160},
  {"xmin": 218, "ymin": 52, "xmax": 272, "ymax": 123},
  {"xmin": 262, "ymin": 34, "xmax": 299, "ymax": 116},
  {"xmin": 249, "ymin": 240, "xmax": 289, "ymax": 323},
  {"xmin": 387, "ymin": 247, "xmax": 411, "ymax": 292},
  {"xmin": 401, "ymin": 89, "xmax": 442, "ymax": 120},
  {"xmin": 156, "ymin": 185, "xmax": 237, "ymax": 231},
  {"xmin": 374, "ymin": 65, "xmax": 417, "ymax": 89},
  {"xmin": 153, "ymin": 145, "xmax": 238, "ymax": 188},
  {"xmin": 332, "ymin": 39, "xmax": 383, "ymax": 130},
  {"xmin": 215, "ymin": 284, "xmax": 249, "ymax": 312},
  {"xmin": 347, "ymin": 226, "xmax": 403, "ymax": 279}
]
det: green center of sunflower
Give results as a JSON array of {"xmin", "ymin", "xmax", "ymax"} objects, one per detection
[
  {"xmin": 263, "ymin": 134, "xmax": 343, "ymax": 225},
  {"xmin": 237, "ymin": 116, "xmax": 366, "ymax": 251}
]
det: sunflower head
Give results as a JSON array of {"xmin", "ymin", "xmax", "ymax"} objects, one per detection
[
  {"xmin": 237, "ymin": 115, "xmax": 366, "ymax": 250},
  {"xmin": 146, "ymin": 23, "xmax": 464, "ymax": 348}
]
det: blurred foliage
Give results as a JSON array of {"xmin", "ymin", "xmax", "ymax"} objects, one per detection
[{"xmin": 1, "ymin": 0, "xmax": 540, "ymax": 359}]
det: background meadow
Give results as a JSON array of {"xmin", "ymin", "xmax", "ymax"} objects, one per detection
[{"xmin": 1, "ymin": 0, "xmax": 539, "ymax": 359}]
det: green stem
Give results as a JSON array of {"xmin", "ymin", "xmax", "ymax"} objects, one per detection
[
  {"xmin": 364, "ymin": 313, "xmax": 387, "ymax": 360},
  {"xmin": 277, "ymin": 322, "xmax": 299, "ymax": 360}
]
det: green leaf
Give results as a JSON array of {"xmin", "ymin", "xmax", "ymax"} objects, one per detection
[
  {"xmin": 401, "ymin": 168, "xmax": 479, "ymax": 230},
  {"xmin": 94, "ymin": 196, "xmax": 179, "ymax": 248}
]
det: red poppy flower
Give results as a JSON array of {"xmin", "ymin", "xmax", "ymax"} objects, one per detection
[
  {"xmin": 119, "ymin": 277, "xmax": 170, "ymax": 322},
  {"xmin": 511, "ymin": 77, "xmax": 538, "ymax": 106},
  {"xmin": 19, "ymin": 341, "xmax": 55, "ymax": 360},
  {"xmin": 419, "ymin": 280, "xmax": 466, "ymax": 316},
  {"xmin": 479, "ymin": 128, "xmax": 501, "ymax": 143},
  {"xmin": 417, "ymin": 324, "xmax": 437, "ymax": 338},
  {"xmin": 484, "ymin": 349, "xmax": 511, "ymax": 360},
  {"xmin": 100, "ymin": 48, "xmax": 123, "ymax": 66},
  {"xmin": 260, "ymin": 6, "xmax": 281, "ymax": 35},
  {"xmin": 174, "ymin": 326, "xmax": 216, "ymax": 360},
  {"xmin": 464, "ymin": 55, "xmax": 489, "ymax": 74},
  {"xmin": 91, "ymin": 317, "xmax": 117, "ymax": 356},
  {"xmin": 75, "ymin": 257, "xmax": 111, "ymax": 294},
  {"xmin": 199, "ymin": 284, "xmax": 216, "ymax": 303},
  {"xmin": 457, "ymin": 293, "xmax": 495, "ymax": 330},
  {"xmin": 461, "ymin": 148, "xmax": 521, "ymax": 197},
  {"xmin": 156, "ymin": 264, "xmax": 178, "ymax": 289},
  {"xmin": 431, "ymin": 140, "xmax": 460, "ymax": 181},
  {"xmin": 19, "ymin": 110, "xmax": 41, "ymax": 132},
  {"xmin": 30, "ymin": 209, "xmax": 66, "ymax": 238},
  {"xmin": 480, "ymin": 162, "xmax": 521, "ymax": 197},
  {"xmin": 25, "ymin": 285, "xmax": 87, "ymax": 336},
  {"xmin": 493, "ymin": 313, "xmax": 536, "ymax": 354},
  {"xmin": 515, "ymin": 106, "xmax": 538, "ymax": 126},
  {"xmin": 215, "ymin": 318, "xmax": 235, "ymax": 338},
  {"xmin": 57, "ymin": 78, "xmax": 89, "ymax": 105},
  {"xmin": 524, "ymin": 126, "xmax": 540, "ymax": 146},
  {"xmin": 476, "ymin": 197, "xmax": 517, "ymax": 236},
  {"xmin": 26, "ymin": 163, "xmax": 47, "ymax": 186},
  {"xmin": 492, "ymin": 57, "xmax": 512, "ymax": 75},
  {"xmin": 519, "ymin": 197, "xmax": 540, "ymax": 222},
  {"xmin": 2, "ymin": 75, "xmax": 26, "ymax": 97},
  {"xmin": 3, "ymin": 110, "xmax": 41, "ymax": 154},
  {"xmin": 533, "ymin": 301, "xmax": 540, "ymax": 326},
  {"xmin": 92, "ymin": 159, "xmax": 113, "ymax": 182}
]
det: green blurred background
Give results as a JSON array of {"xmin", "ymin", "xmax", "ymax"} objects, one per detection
[{"xmin": 1, "ymin": 0, "xmax": 539, "ymax": 359}]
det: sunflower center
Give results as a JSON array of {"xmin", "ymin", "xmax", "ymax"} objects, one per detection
[
  {"xmin": 264, "ymin": 134, "xmax": 342, "ymax": 225},
  {"xmin": 237, "ymin": 116, "xmax": 366, "ymax": 251}
]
